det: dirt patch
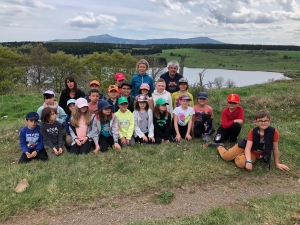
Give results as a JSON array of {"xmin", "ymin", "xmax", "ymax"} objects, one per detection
[{"xmin": 3, "ymin": 175, "xmax": 300, "ymax": 225}]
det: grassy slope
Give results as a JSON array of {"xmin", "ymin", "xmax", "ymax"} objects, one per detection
[
  {"xmin": 151, "ymin": 49, "xmax": 300, "ymax": 76},
  {"xmin": 1, "ymin": 79, "xmax": 300, "ymax": 221}
]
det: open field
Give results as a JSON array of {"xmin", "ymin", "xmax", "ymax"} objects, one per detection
[
  {"xmin": 150, "ymin": 49, "xmax": 300, "ymax": 77},
  {"xmin": 1, "ymin": 79, "xmax": 300, "ymax": 224}
]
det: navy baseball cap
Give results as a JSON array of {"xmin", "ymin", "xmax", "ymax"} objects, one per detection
[
  {"xmin": 97, "ymin": 100, "xmax": 112, "ymax": 110},
  {"xmin": 26, "ymin": 112, "xmax": 39, "ymax": 120},
  {"xmin": 198, "ymin": 92, "xmax": 208, "ymax": 99}
]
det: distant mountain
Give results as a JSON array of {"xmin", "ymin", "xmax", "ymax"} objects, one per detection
[{"xmin": 48, "ymin": 34, "xmax": 223, "ymax": 44}]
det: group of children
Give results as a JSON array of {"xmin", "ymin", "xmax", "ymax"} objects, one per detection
[{"xmin": 18, "ymin": 74, "xmax": 290, "ymax": 173}]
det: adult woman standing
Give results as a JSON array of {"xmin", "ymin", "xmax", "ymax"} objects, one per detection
[{"xmin": 59, "ymin": 76, "xmax": 85, "ymax": 112}]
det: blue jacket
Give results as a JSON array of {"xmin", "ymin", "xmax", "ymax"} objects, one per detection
[
  {"xmin": 19, "ymin": 125, "xmax": 44, "ymax": 153},
  {"xmin": 130, "ymin": 73, "xmax": 154, "ymax": 97}
]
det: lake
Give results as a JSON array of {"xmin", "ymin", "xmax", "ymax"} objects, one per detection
[{"xmin": 159, "ymin": 67, "xmax": 288, "ymax": 87}]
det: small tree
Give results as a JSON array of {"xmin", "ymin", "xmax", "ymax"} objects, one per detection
[{"xmin": 213, "ymin": 76, "xmax": 224, "ymax": 89}]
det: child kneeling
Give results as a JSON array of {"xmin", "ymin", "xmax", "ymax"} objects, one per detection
[{"xmin": 217, "ymin": 110, "xmax": 290, "ymax": 171}]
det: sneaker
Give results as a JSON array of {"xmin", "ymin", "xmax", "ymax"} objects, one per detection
[
  {"xmin": 202, "ymin": 134, "xmax": 210, "ymax": 142},
  {"xmin": 208, "ymin": 142, "xmax": 225, "ymax": 148}
]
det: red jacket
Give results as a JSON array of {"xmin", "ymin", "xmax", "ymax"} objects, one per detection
[{"xmin": 221, "ymin": 106, "xmax": 244, "ymax": 129}]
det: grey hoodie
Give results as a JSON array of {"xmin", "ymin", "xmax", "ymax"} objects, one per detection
[{"xmin": 152, "ymin": 90, "xmax": 173, "ymax": 115}]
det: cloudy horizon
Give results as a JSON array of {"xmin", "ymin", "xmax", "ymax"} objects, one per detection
[{"xmin": 1, "ymin": 0, "xmax": 300, "ymax": 45}]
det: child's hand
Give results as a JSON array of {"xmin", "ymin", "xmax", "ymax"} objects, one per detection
[
  {"xmin": 164, "ymin": 140, "xmax": 170, "ymax": 143},
  {"xmin": 234, "ymin": 119, "xmax": 243, "ymax": 124},
  {"xmin": 26, "ymin": 152, "xmax": 32, "ymax": 159},
  {"xmin": 75, "ymin": 139, "xmax": 82, "ymax": 146},
  {"xmin": 58, "ymin": 148, "xmax": 63, "ymax": 154},
  {"xmin": 149, "ymin": 137, "xmax": 155, "ymax": 143},
  {"xmin": 30, "ymin": 150, "xmax": 37, "ymax": 158},
  {"xmin": 53, "ymin": 148, "xmax": 59, "ymax": 155},
  {"xmin": 114, "ymin": 143, "xmax": 121, "ymax": 150},
  {"xmin": 126, "ymin": 139, "xmax": 130, "ymax": 145},
  {"xmin": 245, "ymin": 163, "xmax": 253, "ymax": 171},
  {"xmin": 81, "ymin": 136, "xmax": 88, "ymax": 144},
  {"xmin": 161, "ymin": 139, "xmax": 165, "ymax": 143},
  {"xmin": 175, "ymin": 134, "xmax": 181, "ymax": 142},
  {"xmin": 120, "ymin": 137, "xmax": 126, "ymax": 145},
  {"xmin": 276, "ymin": 163, "xmax": 290, "ymax": 171},
  {"xmin": 142, "ymin": 136, "xmax": 148, "ymax": 142},
  {"xmin": 185, "ymin": 134, "xmax": 192, "ymax": 141},
  {"xmin": 93, "ymin": 145, "xmax": 100, "ymax": 154}
]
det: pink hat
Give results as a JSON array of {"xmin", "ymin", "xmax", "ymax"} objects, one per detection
[
  {"xmin": 75, "ymin": 97, "xmax": 88, "ymax": 108},
  {"xmin": 140, "ymin": 83, "xmax": 150, "ymax": 90}
]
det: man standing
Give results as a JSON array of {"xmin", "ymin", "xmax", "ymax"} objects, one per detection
[{"xmin": 160, "ymin": 60, "xmax": 183, "ymax": 93}]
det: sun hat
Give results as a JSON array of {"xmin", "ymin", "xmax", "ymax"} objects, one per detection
[
  {"xmin": 67, "ymin": 99, "xmax": 76, "ymax": 106},
  {"xmin": 75, "ymin": 97, "xmax": 88, "ymax": 108},
  {"xmin": 227, "ymin": 93, "xmax": 240, "ymax": 104},
  {"xmin": 90, "ymin": 80, "xmax": 100, "ymax": 86},
  {"xmin": 156, "ymin": 98, "xmax": 169, "ymax": 105},
  {"xmin": 139, "ymin": 83, "xmax": 150, "ymax": 90},
  {"xmin": 118, "ymin": 96, "xmax": 129, "ymax": 104},
  {"xmin": 108, "ymin": 85, "xmax": 119, "ymax": 92},
  {"xmin": 26, "ymin": 112, "xmax": 39, "ymax": 120},
  {"xmin": 198, "ymin": 92, "xmax": 208, "ymax": 99},
  {"xmin": 137, "ymin": 94, "xmax": 148, "ymax": 102},
  {"xmin": 97, "ymin": 100, "xmax": 112, "ymax": 110}
]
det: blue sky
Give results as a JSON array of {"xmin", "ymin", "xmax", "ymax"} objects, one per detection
[{"xmin": 1, "ymin": 0, "xmax": 300, "ymax": 45}]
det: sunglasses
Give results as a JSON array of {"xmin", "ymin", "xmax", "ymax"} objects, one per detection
[{"xmin": 228, "ymin": 102, "xmax": 237, "ymax": 104}]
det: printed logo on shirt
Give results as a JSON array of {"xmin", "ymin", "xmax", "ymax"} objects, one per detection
[
  {"xmin": 46, "ymin": 127, "xmax": 58, "ymax": 134},
  {"xmin": 119, "ymin": 120, "xmax": 130, "ymax": 128},
  {"xmin": 179, "ymin": 113, "xmax": 191, "ymax": 124},
  {"xmin": 26, "ymin": 133, "xmax": 40, "ymax": 148}
]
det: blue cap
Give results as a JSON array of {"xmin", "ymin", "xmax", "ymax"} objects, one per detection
[
  {"xmin": 26, "ymin": 112, "xmax": 39, "ymax": 120},
  {"xmin": 198, "ymin": 92, "xmax": 208, "ymax": 99},
  {"xmin": 97, "ymin": 100, "xmax": 112, "ymax": 110},
  {"xmin": 67, "ymin": 99, "xmax": 76, "ymax": 106}
]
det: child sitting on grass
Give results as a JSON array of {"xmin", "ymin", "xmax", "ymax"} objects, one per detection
[
  {"xmin": 193, "ymin": 92, "xmax": 214, "ymax": 141},
  {"xmin": 18, "ymin": 112, "xmax": 48, "ymax": 163},
  {"xmin": 133, "ymin": 94, "xmax": 155, "ymax": 144},
  {"xmin": 153, "ymin": 98, "xmax": 172, "ymax": 144},
  {"xmin": 115, "ymin": 96, "xmax": 135, "ymax": 147},
  {"xmin": 93, "ymin": 100, "xmax": 121, "ymax": 153},
  {"xmin": 37, "ymin": 90, "xmax": 66, "ymax": 125},
  {"xmin": 211, "ymin": 93, "xmax": 244, "ymax": 147},
  {"xmin": 137, "ymin": 83, "xmax": 154, "ymax": 111},
  {"xmin": 217, "ymin": 109, "xmax": 290, "ymax": 171},
  {"xmin": 173, "ymin": 94, "xmax": 195, "ymax": 142},
  {"xmin": 65, "ymin": 99, "xmax": 76, "ymax": 148},
  {"xmin": 69, "ymin": 98, "xmax": 99, "ymax": 154},
  {"xmin": 40, "ymin": 107, "xmax": 65, "ymax": 159}
]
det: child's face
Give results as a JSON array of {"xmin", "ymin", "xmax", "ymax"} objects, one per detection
[
  {"xmin": 197, "ymin": 98, "xmax": 207, "ymax": 106},
  {"xmin": 102, "ymin": 107, "xmax": 112, "ymax": 116},
  {"xmin": 180, "ymin": 99, "xmax": 190, "ymax": 108},
  {"xmin": 68, "ymin": 103, "xmax": 75, "ymax": 112},
  {"xmin": 140, "ymin": 89, "xmax": 148, "ymax": 95},
  {"xmin": 138, "ymin": 63, "xmax": 147, "ymax": 74},
  {"xmin": 159, "ymin": 104, "xmax": 167, "ymax": 112},
  {"xmin": 80, "ymin": 106, "xmax": 88, "ymax": 113},
  {"xmin": 90, "ymin": 84, "xmax": 100, "ymax": 91},
  {"xmin": 121, "ymin": 85, "xmax": 131, "ymax": 97},
  {"xmin": 45, "ymin": 96, "xmax": 55, "ymax": 105},
  {"xmin": 155, "ymin": 82, "xmax": 166, "ymax": 93},
  {"xmin": 139, "ymin": 101, "xmax": 147, "ymax": 110},
  {"xmin": 89, "ymin": 92, "xmax": 100, "ymax": 103},
  {"xmin": 227, "ymin": 102, "xmax": 239, "ymax": 111},
  {"xmin": 179, "ymin": 83, "xmax": 187, "ymax": 91},
  {"xmin": 255, "ymin": 116, "xmax": 271, "ymax": 130},
  {"xmin": 108, "ymin": 90, "xmax": 118, "ymax": 99},
  {"xmin": 118, "ymin": 103, "xmax": 128, "ymax": 112},
  {"xmin": 116, "ymin": 80, "xmax": 124, "ymax": 87},
  {"xmin": 26, "ymin": 119, "xmax": 38, "ymax": 130},
  {"xmin": 50, "ymin": 111, "xmax": 57, "ymax": 122}
]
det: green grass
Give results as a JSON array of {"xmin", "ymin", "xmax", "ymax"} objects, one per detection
[
  {"xmin": 1, "ymin": 79, "xmax": 300, "ymax": 222},
  {"xmin": 150, "ymin": 49, "xmax": 300, "ymax": 77}
]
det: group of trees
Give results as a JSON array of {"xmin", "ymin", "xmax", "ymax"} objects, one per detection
[{"xmin": 0, "ymin": 44, "xmax": 138, "ymax": 94}]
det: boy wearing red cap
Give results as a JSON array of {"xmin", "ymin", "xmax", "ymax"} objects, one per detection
[
  {"xmin": 84, "ymin": 80, "xmax": 106, "ymax": 103},
  {"xmin": 212, "ymin": 93, "xmax": 244, "ymax": 146},
  {"xmin": 115, "ymin": 72, "xmax": 126, "ymax": 96}
]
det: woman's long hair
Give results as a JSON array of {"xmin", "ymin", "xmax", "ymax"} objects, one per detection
[{"xmin": 64, "ymin": 75, "xmax": 78, "ymax": 94}]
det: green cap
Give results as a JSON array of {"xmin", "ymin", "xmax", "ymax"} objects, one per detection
[
  {"xmin": 156, "ymin": 98, "xmax": 168, "ymax": 105},
  {"xmin": 118, "ymin": 96, "xmax": 129, "ymax": 104}
]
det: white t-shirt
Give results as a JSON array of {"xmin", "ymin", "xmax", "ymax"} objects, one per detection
[{"xmin": 173, "ymin": 106, "xmax": 195, "ymax": 126}]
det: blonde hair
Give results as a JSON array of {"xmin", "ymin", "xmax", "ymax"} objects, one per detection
[
  {"xmin": 70, "ymin": 106, "xmax": 91, "ymax": 127},
  {"xmin": 136, "ymin": 59, "xmax": 149, "ymax": 70},
  {"xmin": 156, "ymin": 78, "xmax": 166, "ymax": 84}
]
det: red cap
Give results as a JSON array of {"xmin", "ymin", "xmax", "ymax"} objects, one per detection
[
  {"xmin": 115, "ymin": 72, "xmax": 126, "ymax": 81},
  {"xmin": 227, "ymin": 94, "xmax": 240, "ymax": 104}
]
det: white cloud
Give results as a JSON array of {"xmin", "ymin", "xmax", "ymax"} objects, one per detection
[
  {"xmin": 150, "ymin": 0, "xmax": 191, "ymax": 15},
  {"xmin": 66, "ymin": 12, "xmax": 117, "ymax": 28},
  {"xmin": 2, "ymin": 0, "xmax": 55, "ymax": 10}
]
